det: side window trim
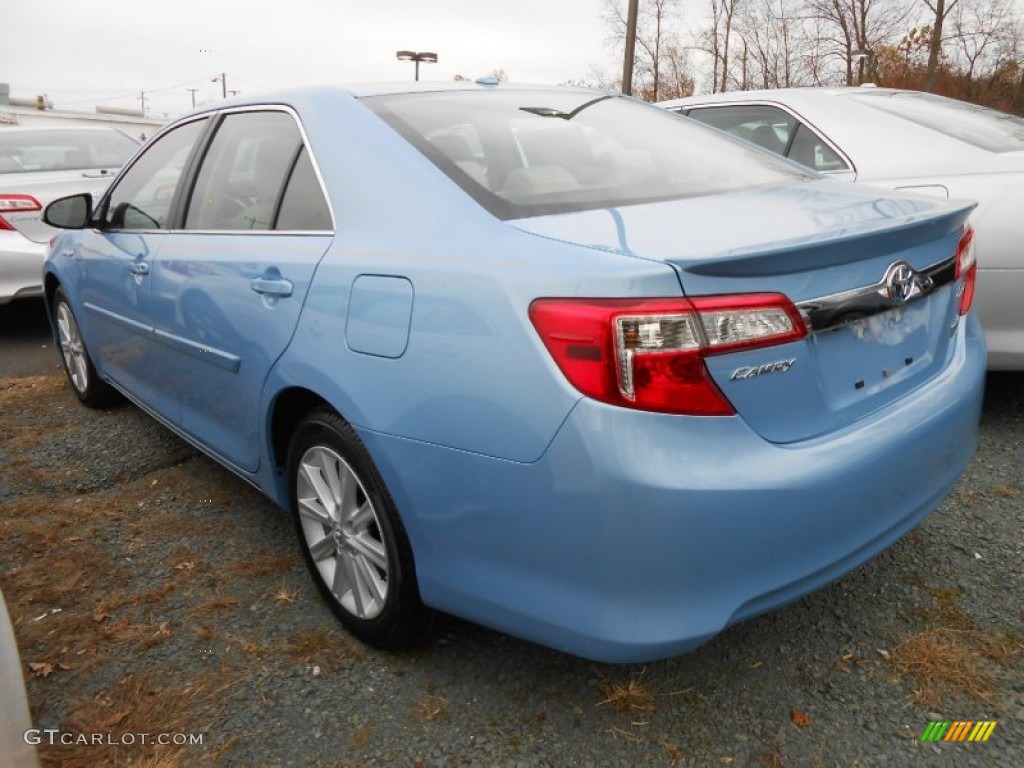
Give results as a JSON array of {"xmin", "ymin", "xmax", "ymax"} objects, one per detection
[
  {"xmin": 170, "ymin": 105, "xmax": 335, "ymax": 235},
  {"xmin": 268, "ymin": 144, "xmax": 305, "ymax": 230},
  {"xmin": 686, "ymin": 101, "xmax": 855, "ymax": 175},
  {"xmin": 170, "ymin": 114, "xmax": 223, "ymax": 229}
]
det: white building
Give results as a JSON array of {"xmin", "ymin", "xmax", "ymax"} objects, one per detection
[{"xmin": 0, "ymin": 83, "xmax": 165, "ymax": 141}]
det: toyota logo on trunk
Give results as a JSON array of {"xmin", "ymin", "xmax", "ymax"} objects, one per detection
[{"xmin": 883, "ymin": 261, "xmax": 928, "ymax": 305}]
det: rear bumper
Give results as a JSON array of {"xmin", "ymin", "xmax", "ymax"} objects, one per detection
[
  {"xmin": 0, "ymin": 231, "xmax": 46, "ymax": 304},
  {"xmin": 361, "ymin": 314, "xmax": 986, "ymax": 663}
]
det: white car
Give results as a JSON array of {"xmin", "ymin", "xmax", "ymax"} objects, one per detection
[
  {"xmin": 660, "ymin": 87, "xmax": 1024, "ymax": 370},
  {"xmin": 0, "ymin": 126, "xmax": 138, "ymax": 303}
]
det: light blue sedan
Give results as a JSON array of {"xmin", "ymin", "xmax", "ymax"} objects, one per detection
[{"xmin": 41, "ymin": 83, "xmax": 985, "ymax": 662}]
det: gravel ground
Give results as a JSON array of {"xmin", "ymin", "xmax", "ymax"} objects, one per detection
[{"xmin": 0, "ymin": 370, "xmax": 1021, "ymax": 768}]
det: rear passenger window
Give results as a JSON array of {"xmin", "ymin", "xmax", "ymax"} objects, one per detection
[
  {"xmin": 787, "ymin": 123, "xmax": 849, "ymax": 172},
  {"xmin": 275, "ymin": 147, "xmax": 332, "ymax": 231},
  {"xmin": 687, "ymin": 105, "xmax": 795, "ymax": 157},
  {"xmin": 185, "ymin": 111, "xmax": 302, "ymax": 230}
]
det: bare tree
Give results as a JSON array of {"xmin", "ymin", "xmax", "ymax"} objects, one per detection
[
  {"xmin": 922, "ymin": 0, "xmax": 959, "ymax": 90},
  {"xmin": 951, "ymin": 0, "xmax": 1016, "ymax": 99},
  {"xmin": 737, "ymin": 0, "xmax": 806, "ymax": 89},
  {"xmin": 804, "ymin": 0, "xmax": 916, "ymax": 84},
  {"xmin": 603, "ymin": 0, "xmax": 694, "ymax": 100},
  {"xmin": 706, "ymin": 0, "xmax": 743, "ymax": 91}
]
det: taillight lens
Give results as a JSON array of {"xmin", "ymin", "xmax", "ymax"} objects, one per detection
[
  {"xmin": 954, "ymin": 225, "xmax": 976, "ymax": 316},
  {"xmin": 0, "ymin": 194, "xmax": 42, "ymax": 231},
  {"xmin": 529, "ymin": 294, "xmax": 807, "ymax": 416}
]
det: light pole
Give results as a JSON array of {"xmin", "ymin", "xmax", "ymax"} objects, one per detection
[
  {"xmin": 852, "ymin": 48, "xmax": 873, "ymax": 86},
  {"xmin": 187, "ymin": 88, "xmax": 199, "ymax": 108},
  {"xmin": 621, "ymin": 0, "xmax": 639, "ymax": 96},
  {"xmin": 211, "ymin": 73, "xmax": 227, "ymax": 98},
  {"xmin": 396, "ymin": 50, "xmax": 438, "ymax": 81}
]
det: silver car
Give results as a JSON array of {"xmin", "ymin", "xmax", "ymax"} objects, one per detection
[
  {"xmin": 0, "ymin": 126, "xmax": 138, "ymax": 303},
  {"xmin": 660, "ymin": 88, "xmax": 1024, "ymax": 370}
]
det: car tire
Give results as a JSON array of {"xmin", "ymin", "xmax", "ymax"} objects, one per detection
[
  {"xmin": 288, "ymin": 408, "xmax": 435, "ymax": 649},
  {"xmin": 52, "ymin": 287, "xmax": 119, "ymax": 408}
]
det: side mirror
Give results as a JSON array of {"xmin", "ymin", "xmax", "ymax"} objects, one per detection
[{"xmin": 43, "ymin": 193, "xmax": 93, "ymax": 229}]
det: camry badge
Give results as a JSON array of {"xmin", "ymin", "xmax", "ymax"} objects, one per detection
[{"xmin": 730, "ymin": 358, "xmax": 797, "ymax": 381}]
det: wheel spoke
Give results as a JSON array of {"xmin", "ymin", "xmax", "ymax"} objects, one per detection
[
  {"xmin": 353, "ymin": 553, "xmax": 387, "ymax": 606},
  {"xmin": 324, "ymin": 453, "xmax": 344, "ymax": 507},
  {"xmin": 335, "ymin": 551, "xmax": 364, "ymax": 615},
  {"xmin": 73, "ymin": 354, "xmax": 88, "ymax": 389},
  {"xmin": 339, "ymin": 468, "xmax": 359, "ymax": 522},
  {"xmin": 300, "ymin": 460, "xmax": 337, "ymax": 521},
  {"xmin": 349, "ymin": 532, "xmax": 387, "ymax": 572},
  {"xmin": 297, "ymin": 495, "xmax": 332, "ymax": 526},
  {"xmin": 348, "ymin": 499, "xmax": 374, "ymax": 530},
  {"xmin": 308, "ymin": 533, "xmax": 336, "ymax": 562}
]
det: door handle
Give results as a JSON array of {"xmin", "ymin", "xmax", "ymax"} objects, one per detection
[
  {"xmin": 250, "ymin": 277, "xmax": 293, "ymax": 297},
  {"xmin": 128, "ymin": 262, "xmax": 150, "ymax": 275}
]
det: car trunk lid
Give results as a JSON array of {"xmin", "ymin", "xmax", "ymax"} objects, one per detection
[
  {"xmin": 514, "ymin": 180, "xmax": 975, "ymax": 443},
  {"xmin": 0, "ymin": 169, "xmax": 117, "ymax": 243}
]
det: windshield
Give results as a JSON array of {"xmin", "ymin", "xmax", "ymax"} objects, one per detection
[
  {"xmin": 852, "ymin": 90, "xmax": 1024, "ymax": 153},
  {"xmin": 0, "ymin": 129, "xmax": 138, "ymax": 174},
  {"xmin": 363, "ymin": 89, "xmax": 810, "ymax": 220}
]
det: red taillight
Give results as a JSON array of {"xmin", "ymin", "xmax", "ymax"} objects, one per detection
[
  {"xmin": 0, "ymin": 194, "xmax": 42, "ymax": 231},
  {"xmin": 955, "ymin": 225, "xmax": 976, "ymax": 316},
  {"xmin": 529, "ymin": 294, "xmax": 807, "ymax": 416}
]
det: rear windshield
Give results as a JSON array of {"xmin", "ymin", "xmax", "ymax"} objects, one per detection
[
  {"xmin": 852, "ymin": 91, "xmax": 1024, "ymax": 153},
  {"xmin": 0, "ymin": 129, "xmax": 138, "ymax": 174},
  {"xmin": 363, "ymin": 89, "xmax": 810, "ymax": 220}
]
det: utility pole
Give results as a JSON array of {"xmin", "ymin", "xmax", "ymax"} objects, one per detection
[
  {"xmin": 621, "ymin": 0, "xmax": 639, "ymax": 96},
  {"xmin": 187, "ymin": 88, "xmax": 199, "ymax": 108},
  {"xmin": 138, "ymin": 91, "xmax": 146, "ymax": 115}
]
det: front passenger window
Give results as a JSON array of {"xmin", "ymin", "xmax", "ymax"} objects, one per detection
[{"xmin": 105, "ymin": 118, "xmax": 208, "ymax": 230}]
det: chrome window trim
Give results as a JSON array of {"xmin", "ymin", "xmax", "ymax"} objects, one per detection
[
  {"xmin": 796, "ymin": 255, "xmax": 956, "ymax": 333},
  {"xmin": 684, "ymin": 100, "xmax": 856, "ymax": 175},
  {"xmin": 160, "ymin": 229, "xmax": 334, "ymax": 236},
  {"xmin": 101, "ymin": 104, "xmax": 336, "ymax": 235}
]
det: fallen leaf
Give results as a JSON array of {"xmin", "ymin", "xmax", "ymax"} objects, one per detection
[
  {"xmin": 101, "ymin": 711, "xmax": 129, "ymax": 728},
  {"xmin": 28, "ymin": 662, "xmax": 54, "ymax": 678},
  {"xmin": 720, "ymin": 758, "xmax": 734, "ymax": 765},
  {"xmin": 791, "ymin": 708, "xmax": 811, "ymax": 727},
  {"xmin": 92, "ymin": 611, "xmax": 108, "ymax": 623},
  {"xmin": 875, "ymin": 648, "xmax": 890, "ymax": 660},
  {"xmin": 750, "ymin": 660, "xmax": 764, "ymax": 669}
]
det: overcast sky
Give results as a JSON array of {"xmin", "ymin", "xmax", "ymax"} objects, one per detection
[{"xmin": 3, "ymin": 0, "xmax": 657, "ymax": 118}]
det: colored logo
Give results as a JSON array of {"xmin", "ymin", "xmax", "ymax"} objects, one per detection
[{"xmin": 921, "ymin": 721, "xmax": 996, "ymax": 742}]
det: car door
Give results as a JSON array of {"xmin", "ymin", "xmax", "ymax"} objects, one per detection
[
  {"xmin": 76, "ymin": 117, "xmax": 209, "ymax": 416},
  {"xmin": 150, "ymin": 108, "xmax": 333, "ymax": 472}
]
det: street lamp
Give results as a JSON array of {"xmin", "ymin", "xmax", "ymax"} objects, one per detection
[
  {"xmin": 396, "ymin": 50, "xmax": 438, "ymax": 81},
  {"xmin": 211, "ymin": 73, "xmax": 227, "ymax": 98}
]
